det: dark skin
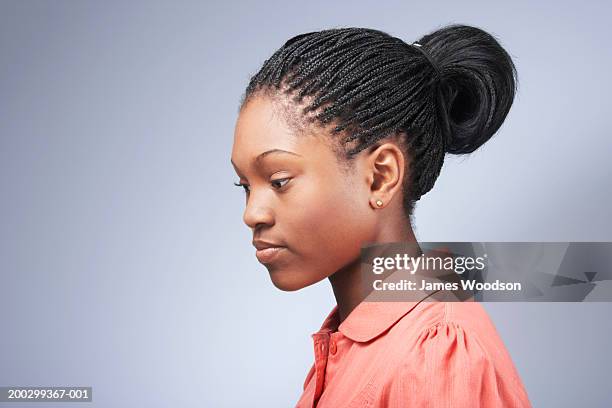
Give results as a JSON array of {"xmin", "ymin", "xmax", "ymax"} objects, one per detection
[{"xmin": 231, "ymin": 94, "xmax": 418, "ymax": 324}]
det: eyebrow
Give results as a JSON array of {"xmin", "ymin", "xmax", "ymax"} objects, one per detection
[{"xmin": 230, "ymin": 149, "xmax": 302, "ymax": 169}]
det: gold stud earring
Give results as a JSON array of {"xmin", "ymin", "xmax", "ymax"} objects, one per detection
[{"xmin": 376, "ymin": 199, "xmax": 383, "ymax": 207}]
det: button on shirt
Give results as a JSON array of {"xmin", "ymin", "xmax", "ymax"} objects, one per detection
[{"xmin": 295, "ymin": 298, "xmax": 532, "ymax": 407}]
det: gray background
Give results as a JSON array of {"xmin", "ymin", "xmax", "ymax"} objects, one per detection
[{"xmin": 1, "ymin": 1, "xmax": 610, "ymax": 407}]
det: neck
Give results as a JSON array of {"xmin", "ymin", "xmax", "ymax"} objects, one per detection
[{"xmin": 328, "ymin": 216, "xmax": 418, "ymax": 324}]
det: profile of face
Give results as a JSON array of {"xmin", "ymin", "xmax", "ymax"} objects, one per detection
[{"xmin": 231, "ymin": 94, "xmax": 406, "ymax": 291}]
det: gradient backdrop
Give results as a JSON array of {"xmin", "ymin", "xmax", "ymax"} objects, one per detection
[{"xmin": 1, "ymin": 1, "xmax": 611, "ymax": 407}]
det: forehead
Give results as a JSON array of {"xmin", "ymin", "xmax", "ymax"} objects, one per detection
[
  {"xmin": 232, "ymin": 95, "xmax": 298, "ymax": 157},
  {"xmin": 231, "ymin": 95, "xmax": 337, "ymax": 167}
]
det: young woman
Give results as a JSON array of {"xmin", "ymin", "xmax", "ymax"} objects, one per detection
[{"xmin": 231, "ymin": 24, "xmax": 532, "ymax": 407}]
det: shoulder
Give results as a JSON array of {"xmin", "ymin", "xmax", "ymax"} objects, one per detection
[
  {"xmin": 385, "ymin": 302, "xmax": 532, "ymax": 407},
  {"xmin": 392, "ymin": 301, "xmax": 513, "ymax": 357}
]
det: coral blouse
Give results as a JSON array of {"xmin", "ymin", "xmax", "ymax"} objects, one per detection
[{"xmin": 295, "ymin": 296, "xmax": 532, "ymax": 407}]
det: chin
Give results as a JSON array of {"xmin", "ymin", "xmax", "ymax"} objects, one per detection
[
  {"xmin": 268, "ymin": 268, "xmax": 314, "ymax": 292},
  {"xmin": 269, "ymin": 275, "xmax": 306, "ymax": 291}
]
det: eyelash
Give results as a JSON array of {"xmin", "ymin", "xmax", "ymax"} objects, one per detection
[{"xmin": 233, "ymin": 178, "xmax": 291, "ymax": 194}]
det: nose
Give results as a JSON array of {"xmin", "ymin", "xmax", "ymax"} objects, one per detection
[{"xmin": 243, "ymin": 192, "xmax": 275, "ymax": 230}]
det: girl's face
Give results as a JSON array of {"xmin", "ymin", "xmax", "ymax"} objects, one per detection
[{"xmin": 231, "ymin": 95, "xmax": 379, "ymax": 291}]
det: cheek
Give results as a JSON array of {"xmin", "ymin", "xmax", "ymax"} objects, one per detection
[{"xmin": 287, "ymin": 174, "xmax": 374, "ymax": 262}]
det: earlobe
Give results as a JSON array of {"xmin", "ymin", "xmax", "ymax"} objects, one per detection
[{"xmin": 370, "ymin": 198, "xmax": 384, "ymax": 209}]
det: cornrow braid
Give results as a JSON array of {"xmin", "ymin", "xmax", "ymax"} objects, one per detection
[{"xmin": 239, "ymin": 24, "xmax": 518, "ymax": 218}]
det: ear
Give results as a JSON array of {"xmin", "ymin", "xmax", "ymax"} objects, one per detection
[{"xmin": 365, "ymin": 142, "xmax": 406, "ymax": 209}]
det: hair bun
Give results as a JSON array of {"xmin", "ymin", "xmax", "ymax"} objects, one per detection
[{"xmin": 417, "ymin": 24, "xmax": 518, "ymax": 154}]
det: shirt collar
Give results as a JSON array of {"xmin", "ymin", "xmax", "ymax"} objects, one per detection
[
  {"xmin": 316, "ymin": 292, "xmax": 438, "ymax": 343},
  {"xmin": 315, "ymin": 245, "xmax": 457, "ymax": 342}
]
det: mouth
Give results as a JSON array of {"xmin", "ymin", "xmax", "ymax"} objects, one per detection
[{"xmin": 255, "ymin": 246, "xmax": 286, "ymax": 264}]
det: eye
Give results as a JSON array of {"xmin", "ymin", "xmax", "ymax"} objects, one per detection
[
  {"xmin": 271, "ymin": 178, "xmax": 290, "ymax": 190},
  {"xmin": 233, "ymin": 181, "xmax": 250, "ymax": 194}
]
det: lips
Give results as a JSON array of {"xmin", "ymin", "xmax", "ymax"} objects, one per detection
[
  {"xmin": 252, "ymin": 240, "xmax": 284, "ymax": 250},
  {"xmin": 255, "ymin": 246, "xmax": 285, "ymax": 264},
  {"xmin": 253, "ymin": 239, "xmax": 286, "ymax": 264}
]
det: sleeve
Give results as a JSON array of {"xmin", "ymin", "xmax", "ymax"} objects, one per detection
[{"xmin": 385, "ymin": 321, "xmax": 531, "ymax": 408}]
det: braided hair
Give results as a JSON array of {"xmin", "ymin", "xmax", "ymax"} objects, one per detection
[{"xmin": 239, "ymin": 24, "xmax": 518, "ymax": 218}]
